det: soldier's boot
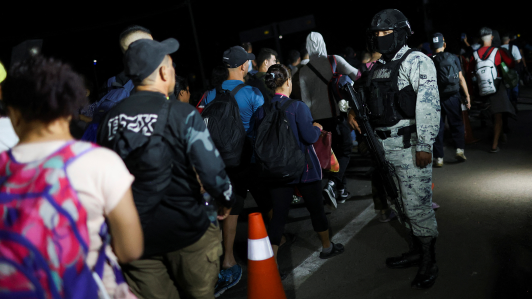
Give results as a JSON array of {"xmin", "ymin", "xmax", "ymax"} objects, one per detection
[
  {"xmin": 411, "ymin": 236, "xmax": 438, "ymax": 289},
  {"xmin": 386, "ymin": 232, "xmax": 421, "ymax": 269}
]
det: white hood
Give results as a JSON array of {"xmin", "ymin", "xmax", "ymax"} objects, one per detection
[{"xmin": 306, "ymin": 32, "xmax": 327, "ymax": 59}]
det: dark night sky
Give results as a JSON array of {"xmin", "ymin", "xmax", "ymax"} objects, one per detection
[{"xmin": 2, "ymin": 0, "xmax": 529, "ymax": 95}]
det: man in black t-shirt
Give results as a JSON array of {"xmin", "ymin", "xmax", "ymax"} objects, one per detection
[
  {"xmin": 99, "ymin": 38, "xmax": 234, "ymax": 299},
  {"xmin": 431, "ymin": 33, "xmax": 471, "ymax": 167}
]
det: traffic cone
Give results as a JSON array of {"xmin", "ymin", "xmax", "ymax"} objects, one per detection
[
  {"xmin": 462, "ymin": 108, "xmax": 480, "ymax": 144},
  {"xmin": 247, "ymin": 213, "xmax": 286, "ymax": 299}
]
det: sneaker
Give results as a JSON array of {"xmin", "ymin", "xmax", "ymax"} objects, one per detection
[
  {"xmin": 378, "ymin": 210, "xmax": 396, "ymax": 223},
  {"xmin": 214, "ymin": 264, "xmax": 242, "ymax": 297},
  {"xmin": 433, "ymin": 157, "xmax": 443, "ymax": 167},
  {"xmin": 319, "ymin": 242, "xmax": 345, "ymax": 259},
  {"xmin": 323, "ymin": 181, "xmax": 338, "ymax": 209},
  {"xmin": 338, "ymin": 189, "xmax": 350, "ymax": 204},
  {"xmin": 489, "ymin": 147, "xmax": 500, "ymax": 153},
  {"xmin": 455, "ymin": 149, "xmax": 467, "ymax": 162}
]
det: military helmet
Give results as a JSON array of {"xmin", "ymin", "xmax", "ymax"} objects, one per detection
[{"xmin": 368, "ymin": 9, "xmax": 413, "ymax": 34}]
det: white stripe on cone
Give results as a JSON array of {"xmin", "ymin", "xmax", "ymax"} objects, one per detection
[{"xmin": 248, "ymin": 236, "xmax": 274, "ymax": 261}]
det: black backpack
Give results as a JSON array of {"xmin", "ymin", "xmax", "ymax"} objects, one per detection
[
  {"xmin": 254, "ymin": 99, "xmax": 306, "ymax": 182},
  {"xmin": 201, "ymin": 84, "xmax": 246, "ymax": 168},
  {"xmin": 431, "ymin": 52, "xmax": 461, "ymax": 96}
]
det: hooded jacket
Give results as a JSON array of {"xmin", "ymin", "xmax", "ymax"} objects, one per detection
[{"xmin": 298, "ymin": 32, "xmax": 359, "ymax": 120}]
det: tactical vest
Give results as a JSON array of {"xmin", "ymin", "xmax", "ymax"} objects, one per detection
[{"xmin": 366, "ymin": 49, "xmax": 418, "ymax": 127}]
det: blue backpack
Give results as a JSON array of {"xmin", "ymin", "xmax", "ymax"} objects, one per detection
[
  {"xmin": 307, "ymin": 56, "xmax": 353, "ymax": 117},
  {"xmin": 81, "ymin": 77, "xmax": 134, "ymax": 142}
]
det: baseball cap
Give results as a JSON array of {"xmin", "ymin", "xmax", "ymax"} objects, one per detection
[
  {"xmin": 432, "ymin": 33, "xmax": 444, "ymax": 49},
  {"xmin": 223, "ymin": 46, "xmax": 255, "ymax": 68},
  {"xmin": 124, "ymin": 38, "xmax": 179, "ymax": 82}
]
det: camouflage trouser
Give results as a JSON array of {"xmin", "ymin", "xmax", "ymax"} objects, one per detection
[{"xmin": 375, "ymin": 122, "xmax": 439, "ymax": 237}]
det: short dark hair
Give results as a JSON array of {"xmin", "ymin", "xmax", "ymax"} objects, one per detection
[
  {"xmin": 264, "ymin": 64, "xmax": 291, "ymax": 90},
  {"xmin": 2, "ymin": 55, "xmax": 86, "ymax": 124},
  {"xmin": 207, "ymin": 64, "xmax": 229, "ymax": 91},
  {"xmin": 174, "ymin": 75, "xmax": 189, "ymax": 98},
  {"xmin": 287, "ymin": 50, "xmax": 300, "ymax": 64},
  {"xmin": 242, "ymin": 42, "xmax": 252, "ymax": 52},
  {"xmin": 256, "ymin": 48, "xmax": 278, "ymax": 67}
]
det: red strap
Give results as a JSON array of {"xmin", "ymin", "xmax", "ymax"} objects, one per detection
[
  {"xmin": 196, "ymin": 92, "xmax": 207, "ymax": 108},
  {"xmin": 327, "ymin": 55, "xmax": 337, "ymax": 74}
]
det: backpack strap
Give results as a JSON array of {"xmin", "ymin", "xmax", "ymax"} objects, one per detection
[
  {"xmin": 230, "ymin": 84, "xmax": 246, "ymax": 99},
  {"xmin": 481, "ymin": 47, "xmax": 494, "ymax": 60},
  {"xmin": 473, "ymin": 50, "xmax": 480, "ymax": 61},
  {"xmin": 307, "ymin": 63, "xmax": 329, "ymax": 85},
  {"xmin": 196, "ymin": 91, "xmax": 209, "ymax": 109},
  {"xmin": 327, "ymin": 55, "xmax": 338, "ymax": 74},
  {"xmin": 487, "ymin": 47, "xmax": 499, "ymax": 62}
]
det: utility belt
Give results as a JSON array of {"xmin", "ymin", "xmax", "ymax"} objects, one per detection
[{"xmin": 375, "ymin": 124, "xmax": 417, "ymax": 149}]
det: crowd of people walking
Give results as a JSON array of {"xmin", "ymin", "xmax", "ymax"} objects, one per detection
[{"xmin": 0, "ymin": 7, "xmax": 527, "ymax": 298}]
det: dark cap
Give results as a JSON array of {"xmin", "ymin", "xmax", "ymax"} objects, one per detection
[
  {"xmin": 432, "ymin": 33, "xmax": 444, "ymax": 49},
  {"xmin": 223, "ymin": 46, "xmax": 255, "ymax": 68},
  {"xmin": 124, "ymin": 38, "xmax": 179, "ymax": 82}
]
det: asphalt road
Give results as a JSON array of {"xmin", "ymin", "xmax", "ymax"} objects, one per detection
[{"xmin": 221, "ymin": 91, "xmax": 532, "ymax": 299}]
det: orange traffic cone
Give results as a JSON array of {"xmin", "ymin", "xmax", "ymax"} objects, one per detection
[
  {"xmin": 247, "ymin": 213, "xmax": 286, "ymax": 299},
  {"xmin": 462, "ymin": 109, "xmax": 480, "ymax": 144}
]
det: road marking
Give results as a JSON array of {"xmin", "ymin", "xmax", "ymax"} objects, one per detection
[{"xmin": 284, "ymin": 203, "xmax": 376, "ymax": 289}]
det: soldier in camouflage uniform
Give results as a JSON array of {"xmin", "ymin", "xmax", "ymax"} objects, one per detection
[{"xmin": 362, "ymin": 9, "xmax": 440, "ymax": 289}]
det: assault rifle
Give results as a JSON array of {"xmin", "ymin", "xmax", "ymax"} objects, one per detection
[{"xmin": 342, "ymin": 84, "xmax": 407, "ymax": 223}]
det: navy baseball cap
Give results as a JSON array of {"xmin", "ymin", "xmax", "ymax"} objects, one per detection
[
  {"xmin": 431, "ymin": 33, "xmax": 444, "ymax": 49},
  {"xmin": 223, "ymin": 46, "xmax": 255, "ymax": 68},
  {"xmin": 124, "ymin": 38, "xmax": 179, "ymax": 82}
]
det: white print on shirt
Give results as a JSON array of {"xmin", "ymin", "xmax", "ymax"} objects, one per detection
[{"xmin": 107, "ymin": 114, "xmax": 158, "ymax": 140}]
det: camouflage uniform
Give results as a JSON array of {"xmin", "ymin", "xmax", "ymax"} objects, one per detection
[{"xmin": 373, "ymin": 46, "xmax": 440, "ymax": 237}]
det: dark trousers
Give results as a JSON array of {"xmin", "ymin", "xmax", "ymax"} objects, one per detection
[
  {"xmin": 268, "ymin": 180, "xmax": 329, "ymax": 246},
  {"xmin": 315, "ymin": 117, "xmax": 352, "ymax": 190},
  {"xmin": 434, "ymin": 93, "xmax": 465, "ymax": 158},
  {"xmin": 371, "ymin": 172, "xmax": 388, "ymax": 211},
  {"xmin": 227, "ymin": 163, "xmax": 272, "ymax": 216}
]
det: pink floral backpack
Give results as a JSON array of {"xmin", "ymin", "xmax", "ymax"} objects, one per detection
[{"xmin": 0, "ymin": 141, "xmax": 129, "ymax": 298}]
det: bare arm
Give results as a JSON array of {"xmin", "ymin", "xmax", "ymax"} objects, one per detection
[
  {"xmin": 463, "ymin": 36, "xmax": 470, "ymax": 47},
  {"xmin": 458, "ymin": 71, "xmax": 471, "ymax": 109},
  {"xmin": 107, "ymin": 188, "xmax": 144, "ymax": 263}
]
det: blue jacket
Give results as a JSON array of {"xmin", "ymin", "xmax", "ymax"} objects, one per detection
[{"xmin": 255, "ymin": 94, "xmax": 322, "ymax": 184}]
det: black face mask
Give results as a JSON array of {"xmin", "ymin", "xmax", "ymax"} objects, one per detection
[
  {"xmin": 376, "ymin": 29, "xmax": 408, "ymax": 60},
  {"xmin": 376, "ymin": 33, "xmax": 395, "ymax": 55}
]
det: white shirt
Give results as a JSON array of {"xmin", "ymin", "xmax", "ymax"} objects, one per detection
[
  {"xmin": 0, "ymin": 117, "xmax": 19, "ymax": 152},
  {"xmin": 501, "ymin": 44, "xmax": 522, "ymax": 60}
]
